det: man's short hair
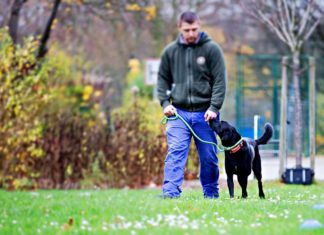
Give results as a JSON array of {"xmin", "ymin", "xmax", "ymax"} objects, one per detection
[{"xmin": 178, "ymin": 11, "xmax": 200, "ymax": 25}]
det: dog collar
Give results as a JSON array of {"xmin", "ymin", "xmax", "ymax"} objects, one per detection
[
  {"xmin": 222, "ymin": 138, "xmax": 244, "ymax": 152},
  {"xmin": 230, "ymin": 141, "xmax": 244, "ymax": 154}
]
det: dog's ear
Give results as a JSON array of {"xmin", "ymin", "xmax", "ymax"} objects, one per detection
[{"xmin": 221, "ymin": 120, "xmax": 230, "ymax": 127}]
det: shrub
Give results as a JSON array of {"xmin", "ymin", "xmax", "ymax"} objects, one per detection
[{"xmin": 100, "ymin": 99, "xmax": 166, "ymax": 188}]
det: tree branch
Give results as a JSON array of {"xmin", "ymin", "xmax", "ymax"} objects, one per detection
[
  {"xmin": 298, "ymin": 0, "xmax": 313, "ymax": 37},
  {"xmin": 304, "ymin": 17, "xmax": 324, "ymax": 41},
  {"xmin": 37, "ymin": 0, "xmax": 62, "ymax": 59},
  {"xmin": 277, "ymin": 0, "xmax": 295, "ymax": 49},
  {"xmin": 256, "ymin": 9, "xmax": 290, "ymax": 47}
]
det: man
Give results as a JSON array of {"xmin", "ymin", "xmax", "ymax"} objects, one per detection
[{"xmin": 157, "ymin": 11, "xmax": 227, "ymax": 199}]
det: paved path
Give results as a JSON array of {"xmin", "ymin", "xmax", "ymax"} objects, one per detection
[
  {"xmin": 240, "ymin": 156, "xmax": 324, "ymax": 181},
  {"xmin": 182, "ymin": 156, "xmax": 324, "ymax": 189}
]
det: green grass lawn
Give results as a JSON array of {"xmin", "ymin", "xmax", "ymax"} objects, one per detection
[{"xmin": 1, "ymin": 181, "xmax": 323, "ymax": 235}]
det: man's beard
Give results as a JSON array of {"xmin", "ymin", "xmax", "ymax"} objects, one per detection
[{"xmin": 186, "ymin": 37, "xmax": 197, "ymax": 44}]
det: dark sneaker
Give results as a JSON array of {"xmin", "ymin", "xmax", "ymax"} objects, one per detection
[
  {"xmin": 204, "ymin": 194, "xmax": 219, "ymax": 199},
  {"xmin": 156, "ymin": 194, "xmax": 180, "ymax": 199}
]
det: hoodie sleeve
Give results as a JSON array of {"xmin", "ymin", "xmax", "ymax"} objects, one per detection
[
  {"xmin": 208, "ymin": 43, "xmax": 227, "ymax": 113},
  {"xmin": 157, "ymin": 48, "xmax": 172, "ymax": 109}
]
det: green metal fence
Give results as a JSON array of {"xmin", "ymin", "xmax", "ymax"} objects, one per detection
[{"xmin": 235, "ymin": 54, "xmax": 323, "ymax": 156}]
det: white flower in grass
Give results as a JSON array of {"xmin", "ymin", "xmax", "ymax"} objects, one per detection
[
  {"xmin": 81, "ymin": 219, "xmax": 89, "ymax": 226},
  {"xmin": 190, "ymin": 220, "xmax": 199, "ymax": 230},
  {"xmin": 170, "ymin": 214, "xmax": 178, "ymax": 221},
  {"xmin": 130, "ymin": 230, "xmax": 137, "ymax": 235},
  {"xmin": 12, "ymin": 220, "xmax": 17, "ymax": 224},
  {"xmin": 80, "ymin": 225, "xmax": 86, "ymax": 230},
  {"xmin": 134, "ymin": 221, "xmax": 144, "ymax": 229},
  {"xmin": 267, "ymin": 213, "xmax": 277, "ymax": 219},
  {"xmin": 168, "ymin": 220, "xmax": 176, "ymax": 227},
  {"xmin": 45, "ymin": 194, "xmax": 53, "ymax": 199},
  {"xmin": 178, "ymin": 214, "xmax": 189, "ymax": 223},
  {"xmin": 250, "ymin": 222, "xmax": 262, "ymax": 228},
  {"xmin": 80, "ymin": 192, "xmax": 91, "ymax": 197},
  {"xmin": 50, "ymin": 221, "xmax": 58, "ymax": 226},
  {"xmin": 116, "ymin": 215, "xmax": 126, "ymax": 221},
  {"xmin": 165, "ymin": 214, "xmax": 176, "ymax": 224},
  {"xmin": 216, "ymin": 217, "xmax": 228, "ymax": 224},
  {"xmin": 219, "ymin": 229, "xmax": 227, "ymax": 234},
  {"xmin": 102, "ymin": 226, "xmax": 108, "ymax": 231},
  {"xmin": 147, "ymin": 219, "xmax": 159, "ymax": 227},
  {"xmin": 122, "ymin": 222, "xmax": 132, "ymax": 229},
  {"xmin": 297, "ymin": 214, "xmax": 303, "ymax": 222},
  {"xmin": 180, "ymin": 223, "xmax": 188, "ymax": 229},
  {"xmin": 30, "ymin": 192, "xmax": 39, "ymax": 197},
  {"xmin": 157, "ymin": 214, "xmax": 163, "ymax": 222}
]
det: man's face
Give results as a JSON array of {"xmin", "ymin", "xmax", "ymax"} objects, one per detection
[{"xmin": 178, "ymin": 20, "xmax": 200, "ymax": 44}]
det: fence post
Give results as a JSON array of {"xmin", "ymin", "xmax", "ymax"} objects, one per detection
[
  {"xmin": 254, "ymin": 115, "xmax": 259, "ymax": 140},
  {"xmin": 279, "ymin": 56, "xmax": 288, "ymax": 178},
  {"xmin": 309, "ymin": 57, "xmax": 316, "ymax": 171}
]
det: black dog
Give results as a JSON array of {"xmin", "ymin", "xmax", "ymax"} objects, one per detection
[{"xmin": 209, "ymin": 120, "xmax": 273, "ymax": 199}]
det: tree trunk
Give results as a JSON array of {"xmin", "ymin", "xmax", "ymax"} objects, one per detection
[
  {"xmin": 8, "ymin": 0, "xmax": 27, "ymax": 44},
  {"xmin": 37, "ymin": 0, "xmax": 61, "ymax": 58},
  {"xmin": 292, "ymin": 51, "xmax": 303, "ymax": 167}
]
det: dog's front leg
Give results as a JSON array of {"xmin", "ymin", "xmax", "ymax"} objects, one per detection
[
  {"xmin": 227, "ymin": 174, "xmax": 234, "ymax": 198},
  {"xmin": 237, "ymin": 175, "xmax": 248, "ymax": 198}
]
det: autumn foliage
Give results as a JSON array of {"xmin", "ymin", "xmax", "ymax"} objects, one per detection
[{"xmin": 0, "ymin": 29, "xmax": 171, "ymax": 190}]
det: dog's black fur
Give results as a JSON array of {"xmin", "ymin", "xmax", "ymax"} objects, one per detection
[{"xmin": 209, "ymin": 120, "xmax": 273, "ymax": 199}]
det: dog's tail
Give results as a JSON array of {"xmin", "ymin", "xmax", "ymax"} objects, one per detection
[{"xmin": 256, "ymin": 123, "xmax": 273, "ymax": 145}]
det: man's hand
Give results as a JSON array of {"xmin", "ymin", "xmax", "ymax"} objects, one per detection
[
  {"xmin": 163, "ymin": 105, "xmax": 176, "ymax": 116},
  {"xmin": 204, "ymin": 110, "xmax": 217, "ymax": 121}
]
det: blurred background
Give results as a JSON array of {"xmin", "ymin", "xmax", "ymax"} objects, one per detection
[{"xmin": 0, "ymin": 0, "xmax": 323, "ymax": 190}]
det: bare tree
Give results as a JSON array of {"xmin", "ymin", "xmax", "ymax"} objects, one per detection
[{"xmin": 241, "ymin": 0, "xmax": 324, "ymax": 167}]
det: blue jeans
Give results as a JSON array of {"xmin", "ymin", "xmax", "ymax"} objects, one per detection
[{"xmin": 162, "ymin": 108, "xmax": 219, "ymax": 198}]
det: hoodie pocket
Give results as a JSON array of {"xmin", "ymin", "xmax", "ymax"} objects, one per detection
[
  {"xmin": 171, "ymin": 83, "xmax": 187, "ymax": 104},
  {"xmin": 193, "ymin": 81, "xmax": 211, "ymax": 98}
]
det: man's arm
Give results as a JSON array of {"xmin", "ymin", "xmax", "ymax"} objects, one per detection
[
  {"xmin": 208, "ymin": 43, "xmax": 227, "ymax": 114},
  {"xmin": 157, "ymin": 49, "xmax": 173, "ymax": 110}
]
